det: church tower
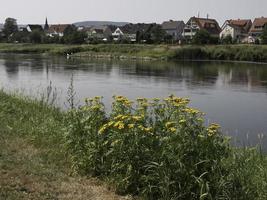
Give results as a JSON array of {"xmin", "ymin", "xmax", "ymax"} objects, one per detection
[{"xmin": 44, "ymin": 17, "xmax": 49, "ymax": 31}]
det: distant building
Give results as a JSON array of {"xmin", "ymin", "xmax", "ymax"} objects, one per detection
[
  {"xmin": 47, "ymin": 24, "xmax": 70, "ymax": 37},
  {"xmin": 112, "ymin": 27, "xmax": 136, "ymax": 42},
  {"xmin": 44, "ymin": 18, "xmax": 49, "ymax": 31},
  {"xmin": 249, "ymin": 17, "xmax": 267, "ymax": 39},
  {"xmin": 26, "ymin": 24, "xmax": 43, "ymax": 32},
  {"xmin": 112, "ymin": 23, "xmax": 155, "ymax": 42},
  {"xmin": 183, "ymin": 17, "xmax": 221, "ymax": 39},
  {"xmin": 85, "ymin": 26, "xmax": 112, "ymax": 42},
  {"xmin": 220, "ymin": 19, "xmax": 252, "ymax": 43},
  {"xmin": 161, "ymin": 20, "xmax": 185, "ymax": 41}
]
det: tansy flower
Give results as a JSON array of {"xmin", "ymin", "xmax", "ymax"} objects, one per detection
[{"xmin": 128, "ymin": 124, "xmax": 135, "ymax": 129}]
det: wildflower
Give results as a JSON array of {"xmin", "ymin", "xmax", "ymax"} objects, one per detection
[
  {"xmin": 114, "ymin": 121, "xmax": 125, "ymax": 130},
  {"xmin": 165, "ymin": 122, "xmax": 175, "ymax": 128},
  {"xmin": 128, "ymin": 124, "xmax": 135, "ymax": 129},
  {"xmin": 108, "ymin": 121, "xmax": 114, "ymax": 126},
  {"xmin": 118, "ymin": 123, "xmax": 125, "ymax": 130},
  {"xmin": 99, "ymin": 124, "xmax": 108, "ymax": 134},
  {"xmin": 169, "ymin": 127, "xmax": 177, "ymax": 133},
  {"xmin": 144, "ymin": 127, "xmax": 153, "ymax": 132},
  {"xmin": 114, "ymin": 114, "xmax": 123, "ymax": 120},
  {"xmin": 207, "ymin": 123, "xmax": 221, "ymax": 136},
  {"xmin": 179, "ymin": 119, "xmax": 186, "ymax": 124},
  {"xmin": 132, "ymin": 115, "xmax": 143, "ymax": 121}
]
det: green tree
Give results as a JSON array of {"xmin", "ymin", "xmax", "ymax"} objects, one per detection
[
  {"xmin": 62, "ymin": 25, "xmax": 86, "ymax": 44},
  {"xmin": 29, "ymin": 30, "xmax": 42, "ymax": 43},
  {"xmin": 3, "ymin": 18, "xmax": 18, "ymax": 38},
  {"xmin": 192, "ymin": 29, "xmax": 211, "ymax": 45},
  {"xmin": 221, "ymin": 35, "xmax": 233, "ymax": 44},
  {"xmin": 261, "ymin": 26, "xmax": 267, "ymax": 44}
]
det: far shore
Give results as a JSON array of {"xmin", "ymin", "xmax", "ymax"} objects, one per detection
[{"xmin": 0, "ymin": 43, "xmax": 267, "ymax": 63}]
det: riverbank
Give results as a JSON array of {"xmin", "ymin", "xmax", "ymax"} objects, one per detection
[
  {"xmin": 0, "ymin": 43, "xmax": 267, "ymax": 62},
  {"xmin": 0, "ymin": 90, "xmax": 266, "ymax": 199},
  {"xmin": 0, "ymin": 90, "xmax": 131, "ymax": 200}
]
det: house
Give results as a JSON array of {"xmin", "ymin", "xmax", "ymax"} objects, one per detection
[
  {"xmin": 249, "ymin": 17, "xmax": 267, "ymax": 39},
  {"xmin": 112, "ymin": 27, "xmax": 136, "ymax": 42},
  {"xmin": 220, "ymin": 19, "xmax": 252, "ymax": 43},
  {"xmin": 183, "ymin": 17, "xmax": 221, "ymax": 39},
  {"xmin": 26, "ymin": 24, "xmax": 43, "ymax": 32},
  {"xmin": 161, "ymin": 20, "xmax": 185, "ymax": 41},
  {"xmin": 112, "ymin": 23, "xmax": 155, "ymax": 42},
  {"xmin": 47, "ymin": 24, "xmax": 70, "ymax": 37},
  {"xmin": 86, "ymin": 26, "xmax": 112, "ymax": 42}
]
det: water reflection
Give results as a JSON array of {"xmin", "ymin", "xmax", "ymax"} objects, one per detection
[{"xmin": 0, "ymin": 53, "xmax": 267, "ymax": 150}]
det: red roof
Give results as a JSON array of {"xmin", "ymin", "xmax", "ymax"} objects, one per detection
[{"xmin": 250, "ymin": 17, "xmax": 267, "ymax": 32}]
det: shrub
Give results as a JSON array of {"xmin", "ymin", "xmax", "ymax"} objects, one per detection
[{"xmin": 64, "ymin": 95, "xmax": 238, "ymax": 199}]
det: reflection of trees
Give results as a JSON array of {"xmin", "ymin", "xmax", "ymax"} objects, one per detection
[{"xmin": 3, "ymin": 55, "xmax": 20, "ymax": 78}]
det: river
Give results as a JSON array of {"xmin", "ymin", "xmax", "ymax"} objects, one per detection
[{"xmin": 0, "ymin": 53, "xmax": 267, "ymax": 149}]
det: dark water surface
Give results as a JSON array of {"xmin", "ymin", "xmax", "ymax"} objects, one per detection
[{"xmin": 1, "ymin": 53, "xmax": 267, "ymax": 149}]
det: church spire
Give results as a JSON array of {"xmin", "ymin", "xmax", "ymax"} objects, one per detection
[{"xmin": 44, "ymin": 17, "xmax": 49, "ymax": 31}]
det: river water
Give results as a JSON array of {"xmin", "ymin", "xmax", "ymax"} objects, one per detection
[{"xmin": 0, "ymin": 53, "xmax": 267, "ymax": 149}]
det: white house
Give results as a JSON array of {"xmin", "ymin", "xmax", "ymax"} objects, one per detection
[{"xmin": 220, "ymin": 19, "xmax": 252, "ymax": 43}]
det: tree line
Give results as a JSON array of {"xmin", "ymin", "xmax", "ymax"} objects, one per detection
[{"xmin": 1, "ymin": 17, "xmax": 267, "ymax": 45}]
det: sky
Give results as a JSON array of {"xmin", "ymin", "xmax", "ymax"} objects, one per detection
[{"xmin": 0, "ymin": 0, "xmax": 266, "ymax": 26}]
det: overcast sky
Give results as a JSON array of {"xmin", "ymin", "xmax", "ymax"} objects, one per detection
[{"xmin": 0, "ymin": 0, "xmax": 266, "ymax": 25}]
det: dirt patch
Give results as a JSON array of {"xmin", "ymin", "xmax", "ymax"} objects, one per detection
[{"xmin": 0, "ymin": 135, "xmax": 133, "ymax": 200}]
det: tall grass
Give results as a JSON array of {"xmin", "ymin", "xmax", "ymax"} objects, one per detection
[
  {"xmin": 64, "ymin": 95, "xmax": 267, "ymax": 199},
  {"xmin": 1, "ymin": 43, "xmax": 267, "ymax": 62}
]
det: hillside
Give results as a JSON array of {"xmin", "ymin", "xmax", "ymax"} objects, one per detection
[{"xmin": 73, "ymin": 21, "xmax": 129, "ymax": 27}]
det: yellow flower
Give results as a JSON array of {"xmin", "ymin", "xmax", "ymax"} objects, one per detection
[
  {"xmin": 169, "ymin": 127, "xmax": 177, "ymax": 133},
  {"xmin": 114, "ymin": 114, "xmax": 123, "ymax": 120},
  {"xmin": 99, "ymin": 124, "xmax": 108, "ymax": 134},
  {"xmin": 132, "ymin": 116, "xmax": 142, "ymax": 121},
  {"xmin": 108, "ymin": 121, "xmax": 114, "ymax": 126},
  {"xmin": 206, "ymin": 123, "xmax": 221, "ymax": 136},
  {"xmin": 165, "ymin": 122, "xmax": 175, "ymax": 128},
  {"xmin": 144, "ymin": 127, "xmax": 153, "ymax": 132},
  {"xmin": 118, "ymin": 123, "xmax": 124, "ymax": 130},
  {"xmin": 128, "ymin": 124, "xmax": 135, "ymax": 129},
  {"xmin": 179, "ymin": 119, "xmax": 186, "ymax": 124}
]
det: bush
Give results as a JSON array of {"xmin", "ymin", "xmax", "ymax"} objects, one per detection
[{"xmin": 65, "ymin": 95, "xmax": 263, "ymax": 199}]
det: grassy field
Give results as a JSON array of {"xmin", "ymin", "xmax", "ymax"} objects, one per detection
[
  {"xmin": 0, "ymin": 90, "xmax": 131, "ymax": 200},
  {"xmin": 0, "ymin": 43, "xmax": 267, "ymax": 62}
]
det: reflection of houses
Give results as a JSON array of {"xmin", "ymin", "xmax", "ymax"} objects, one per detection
[
  {"xmin": 183, "ymin": 17, "xmax": 221, "ymax": 39},
  {"xmin": 85, "ymin": 26, "xmax": 112, "ymax": 42},
  {"xmin": 249, "ymin": 17, "xmax": 267, "ymax": 42},
  {"xmin": 161, "ymin": 20, "xmax": 185, "ymax": 41},
  {"xmin": 47, "ymin": 24, "xmax": 70, "ymax": 37},
  {"xmin": 220, "ymin": 19, "xmax": 252, "ymax": 43},
  {"xmin": 26, "ymin": 24, "xmax": 43, "ymax": 32}
]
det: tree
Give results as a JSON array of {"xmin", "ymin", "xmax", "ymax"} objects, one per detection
[
  {"xmin": 29, "ymin": 30, "xmax": 42, "ymax": 43},
  {"xmin": 261, "ymin": 26, "xmax": 267, "ymax": 44},
  {"xmin": 3, "ymin": 18, "xmax": 18, "ymax": 38},
  {"xmin": 221, "ymin": 35, "xmax": 233, "ymax": 44},
  {"xmin": 62, "ymin": 25, "xmax": 86, "ymax": 44},
  {"xmin": 192, "ymin": 29, "xmax": 211, "ymax": 44}
]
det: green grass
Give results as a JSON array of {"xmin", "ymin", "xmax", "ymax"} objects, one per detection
[
  {"xmin": 0, "ymin": 90, "xmax": 130, "ymax": 200},
  {"xmin": 0, "ymin": 43, "xmax": 267, "ymax": 62}
]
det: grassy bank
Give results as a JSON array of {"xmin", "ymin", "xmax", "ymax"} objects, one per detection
[
  {"xmin": 0, "ymin": 90, "xmax": 267, "ymax": 199},
  {"xmin": 0, "ymin": 43, "xmax": 267, "ymax": 62},
  {"xmin": 0, "ymin": 90, "xmax": 130, "ymax": 200}
]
